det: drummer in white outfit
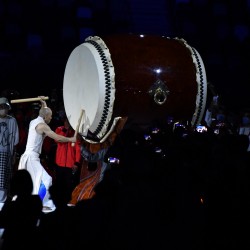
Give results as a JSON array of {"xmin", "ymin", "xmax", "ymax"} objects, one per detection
[{"xmin": 18, "ymin": 97, "xmax": 77, "ymax": 211}]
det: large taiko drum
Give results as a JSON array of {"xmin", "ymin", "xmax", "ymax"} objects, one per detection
[{"xmin": 63, "ymin": 34, "xmax": 207, "ymax": 143}]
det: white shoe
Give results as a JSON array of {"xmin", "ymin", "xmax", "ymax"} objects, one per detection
[
  {"xmin": 42, "ymin": 199, "xmax": 56, "ymax": 213},
  {"xmin": 67, "ymin": 203, "xmax": 76, "ymax": 207},
  {"xmin": 42, "ymin": 206, "xmax": 55, "ymax": 213}
]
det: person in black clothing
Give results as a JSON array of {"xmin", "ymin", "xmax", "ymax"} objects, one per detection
[
  {"xmin": 0, "ymin": 169, "xmax": 43, "ymax": 250},
  {"xmin": 38, "ymin": 181, "xmax": 75, "ymax": 250}
]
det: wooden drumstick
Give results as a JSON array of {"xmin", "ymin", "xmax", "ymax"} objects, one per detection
[
  {"xmin": 10, "ymin": 96, "xmax": 49, "ymax": 103},
  {"xmin": 72, "ymin": 109, "xmax": 84, "ymax": 147}
]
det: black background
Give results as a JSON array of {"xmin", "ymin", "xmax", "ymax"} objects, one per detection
[{"xmin": 0, "ymin": 0, "xmax": 249, "ymax": 112}]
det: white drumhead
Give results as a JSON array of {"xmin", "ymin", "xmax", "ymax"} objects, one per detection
[{"xmin": 63, "ymin": 36, "xmax": 115, "ymax": 141}]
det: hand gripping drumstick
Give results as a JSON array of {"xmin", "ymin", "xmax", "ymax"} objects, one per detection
[
  {"xmin": 10, "ymin": 96, "xmax": 49, "ymax": 103},
  {"xmin": 72, "ymin": 109, "xmax": 85, "ymax": 147}
]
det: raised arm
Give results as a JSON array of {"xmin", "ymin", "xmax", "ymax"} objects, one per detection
[{"xmin": 38, "ymin": 96, "xmax": 48, "ymax": 108}]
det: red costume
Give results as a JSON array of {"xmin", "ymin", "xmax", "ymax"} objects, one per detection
[
  {"xmin": 54, "ymin": 121, "xmax": 82, "ymax": 193},
  {"xmin": 55, "ymin": 125, "xmax": 81, "ymax": 168}
]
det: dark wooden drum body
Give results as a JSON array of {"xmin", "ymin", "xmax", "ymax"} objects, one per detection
[{"xmin": 63, "ymin": 34, "xmax": 207, "ymax": 143}]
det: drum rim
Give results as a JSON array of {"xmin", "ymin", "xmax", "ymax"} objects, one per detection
[
  {"xmin": 176, "ymin": 38, "xmax": 207, "ymax": 126},
  {"xmin": 85, "ymin": 36, "xmax": 115, "ymax": 139}
]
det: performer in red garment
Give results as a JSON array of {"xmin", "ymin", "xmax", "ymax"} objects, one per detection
[{"xmin": 54, "ymin": 116, "xmax": 82, "ymax": 194}]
